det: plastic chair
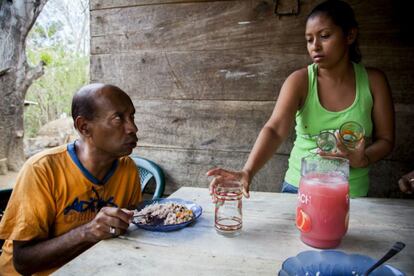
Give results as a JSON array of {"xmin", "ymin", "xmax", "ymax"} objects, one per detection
[
  {"xmin": 0, "ymin": 188, "xmax": 12, "ymax": 255},
  {"xmin": 131, "ymin": 156, "xmax": 165, "ymax": 199},
  {"xmin": 0, "ymin": 188, "xmax": 12, "ymax": 216}
]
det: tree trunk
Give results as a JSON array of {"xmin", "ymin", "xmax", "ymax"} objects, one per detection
[{"xmin": 0, "ymin": 0, "xmax": 48, "ymax": 171}]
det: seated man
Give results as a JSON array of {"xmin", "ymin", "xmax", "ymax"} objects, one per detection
[{"xmin": 0, "ymin": 83, "xmax": 141, "ymax": 275}]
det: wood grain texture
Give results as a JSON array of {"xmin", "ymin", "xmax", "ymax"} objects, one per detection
[
  {"xmin": 93, "ymin": 49, "xmax": 414, "ymax": 103},
  {"xmin": 362, "ymin": 53, "xmax": 414, "ymax": 105},
  {"xmin": 90, "ymin": 0, "xmax": 304, "ymax": 53},
  {"xmin": 56, "ymin": 238, "xmax": 282, "ymax": 275},
  {"xmin": 133, "ymin": 146, "xmax": 289, "ymax": 195},
  {"xmin": 90, "ymin": 0, "xmax": 233, "ymax": 10},
  {"xmin": 90, "ymin": 0, "xmax": 414, "ymax": 198},
  {"xmin": 90, "ymin": 51, "xmax": 308, "ymax": 101},
  {"xmin": 392, "ymin": 104, "xmax": 414, "ymax": 162},
  {"xmin": 90, "ymin": 0, "xmax": 414, "ymax": 104},
  {"xmin": 133, "ymin": 146, "xmax": 410, "ymax": 198},
  {"xmin": 369, "ymin": 158, "xmax": 414, "ymax": 199},
  {"xmin": 132, "ymin": 100, "xmax": 293, "ymax": 152},
  {"xmin": 130, "ymin": 99, "xmax": 412, "ymax": 159},
  {"xmin": 55, "ymin": 188, "xmax": 414, "ymax": 275},
  {"xmin": 90, "ymin": 0, "xmax": 412, "ymax": 53}
]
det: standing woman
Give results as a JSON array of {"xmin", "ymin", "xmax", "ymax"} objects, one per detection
[{"xmin": 208, "ymin": 0, "xmax": 394, "ymax": 198}]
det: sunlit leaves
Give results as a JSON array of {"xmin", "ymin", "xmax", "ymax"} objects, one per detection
[{"xmin": 24, "ymin": 0, "xmax": 89, "ymax": 138}]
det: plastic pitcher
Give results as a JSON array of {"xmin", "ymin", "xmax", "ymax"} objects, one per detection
[{"xmin": 296, "ymin": 155, "xmax": 350, "ymax": 248}]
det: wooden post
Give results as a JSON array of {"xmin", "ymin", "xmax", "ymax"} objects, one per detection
[{"xmin": 0, "ymin": 158, "xmax": 7, "ymax": 175}]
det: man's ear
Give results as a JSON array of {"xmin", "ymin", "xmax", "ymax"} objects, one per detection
[
  {"xmin": 347, "ymin": 28, "xmax": 358, "ymax": 45},
  {"xmin": 74, "ymin": 116, "xmax": 92, "ymax": 137}
]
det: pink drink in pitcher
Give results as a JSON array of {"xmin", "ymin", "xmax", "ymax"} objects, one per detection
[{"xmin": 296, "ymin": 156, "xmax": 350, "ymax": 249}]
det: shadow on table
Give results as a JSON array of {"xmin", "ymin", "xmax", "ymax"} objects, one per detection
[{"xmin": 340, "ymin": 233, "xmax": 398, "ymax": 252}]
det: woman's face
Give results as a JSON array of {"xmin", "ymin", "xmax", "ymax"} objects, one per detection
[{"xmin": 305, "ymin": 14, "xmax": 353, "ymax": 68}]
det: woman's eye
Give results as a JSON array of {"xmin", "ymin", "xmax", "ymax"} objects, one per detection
[{"xmin": 321, "ymin": 34, "xmax": 330, "ymax": 39}]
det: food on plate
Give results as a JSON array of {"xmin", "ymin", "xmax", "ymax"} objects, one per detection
[{"xmin": 134, "ymin": 202, "xmax": 194, "ymax": 225}]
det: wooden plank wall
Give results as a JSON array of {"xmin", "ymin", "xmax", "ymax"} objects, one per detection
[{"xmin": 90, "ymin": 0, "xmax": 414, "ymax": 197}]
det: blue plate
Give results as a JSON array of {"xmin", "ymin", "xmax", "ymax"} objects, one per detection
[
  {"xmin": 133, "ymin": 198, "xmax": 202, "ymax": 232},
  {"xmin": 279, "ymin": 250, "xmax": 405, "ymax": 276}
]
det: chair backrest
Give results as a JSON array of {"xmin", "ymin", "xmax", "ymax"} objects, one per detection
[
  {"xmin": 131, "ymin": 156, "xmax": 165, "ymax": 199},
  {"xmin": 0, "ymin": 188, "xmax": 12, "ymax": 217},
  {"xmin": 0, "ymin": 188, "xmax": 13, "ymax": 254}
]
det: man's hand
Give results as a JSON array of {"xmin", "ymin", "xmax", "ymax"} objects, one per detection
[
  {"xmin": 13, "ymin": 207, "xmax": 134, "ymax": 275},
  {"xmin": 399, "ymin": 170, "xmax": 414, "ymax": 194},
  {"xmin": 206, "ymin": 168, "xmax": 251, "ymax": 199},
  {"xmin": 83, "ymin": 207, "xmax": 134, "ymax": 242}
]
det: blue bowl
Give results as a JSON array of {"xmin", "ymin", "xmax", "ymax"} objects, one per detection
[{"xmin": 279, "ymin": 250, "xmax": 405, "ymax": 276}]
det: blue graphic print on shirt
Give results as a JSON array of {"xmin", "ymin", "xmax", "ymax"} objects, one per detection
[{"xmin": 64, "ymin": 196, "xmax": 118, "ymax": 215}]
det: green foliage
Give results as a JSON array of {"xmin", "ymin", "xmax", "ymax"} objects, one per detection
[
  {"xmin": 47, "ymin": 22, "xmax": 62, "ymax": 38},
  {"xmin": 24, "ymin": 48, "xmax": 89, "ymax": 137},
  {"xmin": 40, "ymin": 51, "xmax": 53, "ymax": 65},
  {"xmin": 24, "ymin": 0, "xmax": 90, "ymax": 138}
]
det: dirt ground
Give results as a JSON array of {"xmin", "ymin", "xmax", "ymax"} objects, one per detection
[
  {"xmin": 0, "ymin": 171, "xmax": 18, "ymax": 190},
  {"xmin": 0, "ymin": 118, "xmax": 76, "ymax": 191}
]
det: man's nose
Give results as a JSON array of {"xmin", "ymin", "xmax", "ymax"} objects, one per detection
[{"xmin": 125, "ymin": 118, "xmax": 138, "ymax": 134}]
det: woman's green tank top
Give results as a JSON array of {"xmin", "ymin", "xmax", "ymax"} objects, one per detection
[{"xmin": 284, "ymin": 62, "xmax": 373, "ymax": 197}]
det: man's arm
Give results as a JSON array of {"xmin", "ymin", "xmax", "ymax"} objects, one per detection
[{"xmin": 13, "ymin": 207, "xmax": 133, "ymax": 275}]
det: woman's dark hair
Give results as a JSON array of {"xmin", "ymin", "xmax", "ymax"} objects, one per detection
[{"xmin": 307, "ymin": 0, "xmax": 361, "ymax": 63}]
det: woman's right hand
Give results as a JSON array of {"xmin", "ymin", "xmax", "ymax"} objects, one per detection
[{"xmin": 206, "ymin": 168, "xmax": 251, "ymax": 198}]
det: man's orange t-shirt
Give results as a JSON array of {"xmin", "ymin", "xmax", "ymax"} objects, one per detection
[{"xmin": 0, "ymin": 143, "xmax": 141, "ymax": 275}]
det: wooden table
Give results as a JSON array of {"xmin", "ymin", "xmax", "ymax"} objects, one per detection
[{"xmin": 55, "ymin": 187, "xmax": 414, "ymax": 275}]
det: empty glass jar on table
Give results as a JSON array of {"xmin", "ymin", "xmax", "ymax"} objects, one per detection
[{"xmin": 214, "ymin": 179, "xmax": 243, "ymax": 236}]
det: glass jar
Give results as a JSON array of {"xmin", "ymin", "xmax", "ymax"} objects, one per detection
[
  {"xmin": 317, "ymin": 131, "xmax": 337, "ymax": 152},
  {"xmin": 339, "ymin": 121, "xmax": 365, "ymax": 149},
  {"xmin": 214, "ymin": 180, "xmax": 242, "ymax": 236},
  {"xmin": 297, "ymin": 155, "xmax": 350, "ymax": 248}
]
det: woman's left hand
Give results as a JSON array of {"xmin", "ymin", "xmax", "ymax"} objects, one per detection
[{"xmin": 318, "ymin": 131, "xmax": 369, "ymax": 168}]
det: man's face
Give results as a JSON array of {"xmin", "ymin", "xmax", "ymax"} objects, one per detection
[{"xmin": 87, "ymin": 88, "xmax": 138, "ymax": 158}]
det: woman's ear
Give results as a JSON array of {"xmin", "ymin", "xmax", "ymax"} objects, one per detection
[
  {"xmin": 74, "ymin": 116, "xmax": 91, "ymax": 137},
  {"xmin": 347, "ymin": 28, "xmax": 358, "ymax": 45}
]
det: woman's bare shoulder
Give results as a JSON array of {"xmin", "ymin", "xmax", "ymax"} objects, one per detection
[
  {"xmin": 365, "ymin": 67, "xmax": 390, "ymax": 95},
  {"xmin": 278, "ymin": 67, "xmax": 309, "ymax": 109},
  {"xmin": 284, "ymin": 67, "xmax": 308, "ymax": 90},
  {"xmin": 366, "ymin": 67, "xmax": 387, "ymax": 81},
  {"xmin": 287, "ymin": 67, "xmax": 308, "ymax": 81}
]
